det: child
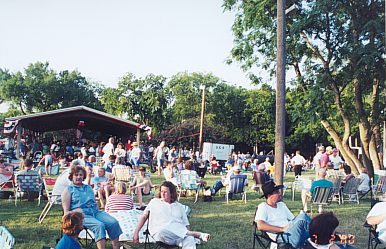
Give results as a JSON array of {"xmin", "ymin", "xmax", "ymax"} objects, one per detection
[{"xmin": 103, "ymin": 155, "xmax": 116, "ymax": 173}]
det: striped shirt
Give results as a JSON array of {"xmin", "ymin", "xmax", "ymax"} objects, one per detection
[{"xmin": 105, "ymin": 194, "xmax": 134, "ymax": 213}]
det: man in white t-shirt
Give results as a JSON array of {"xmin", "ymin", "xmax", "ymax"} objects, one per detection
[
  {"xmin": 133, "ymin": 181, "xmax": 210, "ymax": 248},
  {"xmin": 367, "ymin": 201, "xmax": 386, "ymax": 243},
  {"xmin": 329, "ymin": 148, "xmax": 344, "ymax": 170},
  {"xmin": 255, "ymin": 181, "xmax": 311, "ymax": 248},
  {"xmin": 291, "ymin": 150, "xmax": 306, "ymax": 177}
]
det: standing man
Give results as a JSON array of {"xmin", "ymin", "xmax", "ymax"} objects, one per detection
[
  {"xmin": 329, "ymin": 148, "xmax": 343, "ymax": 170},
  {"xmin": 291, "ymin": 150, "xmax": 306, "ymax": 177},
  {"xmin": 102, "ymin": 137, "xmax": 115, "ymax": 163},
  {"xmin": 154, "ymin": 141, "xmax": 166, "ymax": 176},
  {"xmin": 320, "ymin": 146, "xmax": 333, "ymax": 169},
  {"xmin": 130, "ymin": 142, "xmax": 141, "ymax": 170},
  {"xmin": 313, "ymin": 146, "xmax": 325, "ymax": 176}
]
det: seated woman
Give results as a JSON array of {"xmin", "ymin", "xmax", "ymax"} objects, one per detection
[
  {"xmin": 133, "ymin": 181, "xmax": 210, "ymax": 248},
  {"xmin": 357, "ymin": 168, "xmax": 370, "ymax": 193},
  {"xmin": 163, "ymin": 161, "xmax": 179, "ymax": 186},
  {"xmin": 341, "ymin": 165, "xmax": 354, "ymax": 186},
  {"xmin": 181, "ymin": 160, "xmax": 206, "ymax": 187},
  {"xmin": 56, "ymin": 211, "xmax": 84, "ymax": 249},
  {"xmin": 131, "ymin": 166, "xmax": 154, "ymax": 208},
  {"xmin": 61, "ymin": 165, "xmax": 122, "ymax": 249},
  {"xmin": 105, "ymin": 182, "xmax": 133, "ymax": 213},
  {"xmin": 210, "ymin": 156, "xmax": 220, "ymax": 175},
  {"xmin": 304, "ymin": 212, "xmax": 355, "ymax": 248}
]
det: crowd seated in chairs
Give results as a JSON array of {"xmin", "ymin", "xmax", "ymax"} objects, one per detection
[{"xmin": 133, "ymin": 181, "xmax": 210, "ymax": 249}]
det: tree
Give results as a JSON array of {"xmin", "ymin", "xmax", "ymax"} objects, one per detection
[
  {"xmin": 224, "ymin": 0, "xmax": 385, "ymax": 174},
  {"xmin": 0, "ymin": 62, "xmax": 103, "ymax": 114},
  {"xmin": 101, "ymin": 73, "xmax": 170, "ymax": 132},
  {"xmin": 167, "ymin": 72, "xmax": 220, "ymax": 123}
]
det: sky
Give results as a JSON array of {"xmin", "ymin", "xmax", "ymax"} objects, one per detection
[{"xmin": 0, "ymin": 0, "xmax": 255, "ymax": 90}]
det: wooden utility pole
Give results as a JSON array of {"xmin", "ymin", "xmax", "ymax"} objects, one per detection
[
  {"xmin": 275, "ymin": 0, "xmax": 286, "ymax": 185},
  {"xmin": 198, "ymin": 85, "xmax": 206, "ymax": 155}
]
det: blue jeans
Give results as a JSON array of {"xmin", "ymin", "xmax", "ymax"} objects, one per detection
[
  {"xmin": 279, "ymin": 212, "xmax": 311, "ymax": 248},
  {"xmin": 210, "ymin": 180, "xmax": 224, "ymax": 195},
  {"xmin": 84, "ymin": 211, "xmax": 122, "ymax": 242}
]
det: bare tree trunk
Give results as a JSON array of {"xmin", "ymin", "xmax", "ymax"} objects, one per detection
[
  {"xmin": 321, "ymin": 119, "xmax": 363, "ymax": 175},
  {"xmin": 274, "ymin": 0, "xmax": 286, "ymax": 185}
]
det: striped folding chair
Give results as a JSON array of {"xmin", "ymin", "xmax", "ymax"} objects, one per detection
[
  {"xmin": 14, "ymin": 174, "xmax": 42, "ymax": 206},
  {"xmin": 310, "ymin": 186, "xmax": 334, "ymax": 214}
]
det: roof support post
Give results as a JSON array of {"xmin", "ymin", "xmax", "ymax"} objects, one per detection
[
  {"xmin": 136, "ymin": 128, "xmax": 140, "ymax": 145},
  {"xmin": 16, "ymin": 125, "xmax": 21, "ymax": 159}
]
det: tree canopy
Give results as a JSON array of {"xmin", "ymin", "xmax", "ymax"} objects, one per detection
[{"xmin": 224, "ymin": 0, "xmax": 385, "ymax": 173}]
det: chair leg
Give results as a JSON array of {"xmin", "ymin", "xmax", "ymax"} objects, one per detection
[{"xmin": 39, "ymin": 201, "xmax": 54, "ymax": 223}]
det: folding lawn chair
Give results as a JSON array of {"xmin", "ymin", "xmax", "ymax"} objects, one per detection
[
  {"xmin": 144, "ymin": 211, "xmax": 180, "ymax": 249},
  {"xmin": 226, "ymin": 174, "xmax": 247, "ymax": 204},
  {"xmin": 112, "ymin": 165, "xmax": 132, "ymax": 184},
  {"xmin": 373, "ymin": 176, "xmax": 386, "ymax": 199},
  {"xmin": 310, "ymin": 186, "xmax": 334, "ymax": 214},
  {"xmin": 14, "ymin": 174, "xmax": 42, "ymax": 206},
  {"xmin": 0, "ymin": 226, "xmax": 15, "ymax": 249},
  {"xmin": 291, "ymin": 177, "xmax": 312, "ymax": 201},
  {"xmin": 39, "ymin": 169, "xmax": 70, "ymax": 223},
  {"xmin": 364, "ymin": 222, "xmax": 386, "ymax": 249},
  {"xmin": 252, "ymin": 171, "xmax": 266, "ymax": 193},
  {"xmin": 178, "ymin": 170, "xmax": 203, "ymax": 203},
  {"xmin": 329, "ymin": 177, "xmax": 342, "ymax": 204},
  {"xmin": 39, "ymin": 177, "xmax": 61, "ymax": 223},
  {"xmin": 340, "ymin": 178, "xmax": 361, "ymax": 204}
]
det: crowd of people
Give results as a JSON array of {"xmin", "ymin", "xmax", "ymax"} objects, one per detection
[{"xmin": 1, "ymin": 138, "xmax": 386, "ymax": 249}]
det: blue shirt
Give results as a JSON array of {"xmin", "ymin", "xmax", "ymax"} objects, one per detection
[
  {"xmin": 55, "ymin": 234, "xmax": 81, "ymax": 249},
  {"xmin": 68, "ymin": 184, "xmax": 98, "ymax": 216},
  {"xmin": 91, "ymin": 176, "xmax": 108, "ymax": 192},
  {"xmin": 310, "ymin": 179, "xmax": 333, "ymax": 197},
  {"xmin": 104, "ymin": 162, "xmax": 114, "ymax": 173}
]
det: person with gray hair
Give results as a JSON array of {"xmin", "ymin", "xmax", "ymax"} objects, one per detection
[{"xmin": 301, "ymin": 168, "xmax": 333, "ymax": 213}]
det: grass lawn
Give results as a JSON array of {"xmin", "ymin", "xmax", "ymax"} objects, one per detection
[{"xmin": 0, "ymin": 169, "xmax": 373, "ymax": 249}]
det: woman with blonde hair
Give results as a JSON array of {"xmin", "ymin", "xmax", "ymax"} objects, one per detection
[{"xmin": 105, "ymin": 181, "xmax": 134, "ymax": 213}]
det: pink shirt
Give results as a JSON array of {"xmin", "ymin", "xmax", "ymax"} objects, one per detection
[{"xmin": 319, "ymin": 153, "xmax": 329, "ymax": 168}]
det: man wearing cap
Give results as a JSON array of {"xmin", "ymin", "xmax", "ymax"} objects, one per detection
[{"xmin": 255, "ymin": 181, "xmax": 311, "ymax": 248}]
